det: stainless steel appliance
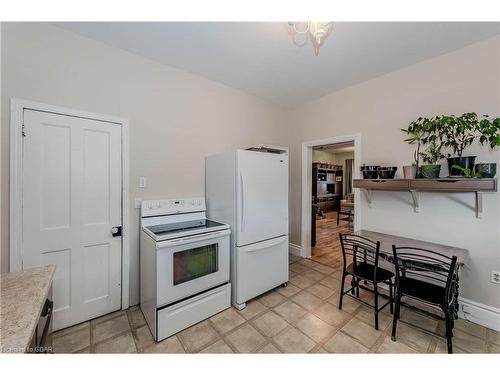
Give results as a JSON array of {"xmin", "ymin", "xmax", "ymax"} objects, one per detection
[{"xmin": 140, "ymin": 198, "xmax": 231, "ymax": 341}]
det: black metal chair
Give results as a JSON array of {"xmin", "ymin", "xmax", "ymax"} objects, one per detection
[
  {"xmin": 338, "ymin": 233, "xmax": 394, "ymax": 330},
  {"xmin": 391, "ymin": 245, "xmax": 458, "ymax": 353}
]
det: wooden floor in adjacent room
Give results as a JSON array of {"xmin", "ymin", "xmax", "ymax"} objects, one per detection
[{"xmin": 311, "ymin": 211, "xmax": 352, "ymax": 269}]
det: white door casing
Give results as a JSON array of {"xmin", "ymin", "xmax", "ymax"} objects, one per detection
[
  {"xmin": 236, "ymin": 150, "xmax": 288, "ymax": 246},
  {"xmin": 21, "ymin": 108, "xmax": 123, "ymax": 330}
]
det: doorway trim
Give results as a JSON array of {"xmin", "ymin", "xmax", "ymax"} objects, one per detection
[
  {"xmin": 9, "ymin": 98, "xmax": 131, "ymax": 309},
  {"xmin": 301, "ymin": 133, "xmax": 362, "ymax": 258}
]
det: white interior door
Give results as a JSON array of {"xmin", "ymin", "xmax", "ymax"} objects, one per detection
[
  {"xmin": 236, "ymin": 150, "xmax": 288, "ymax": 246},
  {"xmin": 22, "ymin": 109, "xmax": 122, "ymax": 331}
]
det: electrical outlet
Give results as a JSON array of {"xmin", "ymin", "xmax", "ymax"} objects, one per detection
[{"xmin": 491, "ymin": 270, "xmax": 500, "ymax": 284}]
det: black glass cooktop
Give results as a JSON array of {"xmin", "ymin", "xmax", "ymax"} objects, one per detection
[{"xmin": 147, "ymin": 219, "xmax": 226, "ymax": 236}]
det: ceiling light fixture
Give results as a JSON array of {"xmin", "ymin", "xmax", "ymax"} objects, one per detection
[{"xmin": 288, "ymin": 22, "xmax": 334, "ymax": 56}]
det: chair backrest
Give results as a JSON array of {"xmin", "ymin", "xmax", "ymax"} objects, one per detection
[
  {"xmin": 339, "ymin": 233, "xmax": 381, "ymax": 278},
  {"xmin": 392, "ymin": 245, "xmax": 458, "ymax": 304}
]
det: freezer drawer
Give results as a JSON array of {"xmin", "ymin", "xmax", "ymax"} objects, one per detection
[{"xmin": 234, "ymin": 235, "xmax": 288, "ymax": 306}]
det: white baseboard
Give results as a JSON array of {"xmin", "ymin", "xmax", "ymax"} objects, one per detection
[
  {"xmin": 458, "ymin": 297, "xmax": 500, "ymax": 332},
  {"xmin": 288, "ymin": 243, "xmax": 302, "ymax": 257}
]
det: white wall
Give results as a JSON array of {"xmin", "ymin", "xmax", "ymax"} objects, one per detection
[
  {"xmin": 287, "ymin": 36, "xmax": 500, "ymax": 309},
  {"xmin": 0, "ymin": 23, "xmax": 286, "ymax": 305}
]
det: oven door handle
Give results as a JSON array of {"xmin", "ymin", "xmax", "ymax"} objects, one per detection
[{"xmin": 157, "ymin": 229, "xmax": 230, "ymax": 248}]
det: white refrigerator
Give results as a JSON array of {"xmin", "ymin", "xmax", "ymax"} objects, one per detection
[{"xmin": 206, "ymin": 149, "xmax": 289, "ymax": 309}]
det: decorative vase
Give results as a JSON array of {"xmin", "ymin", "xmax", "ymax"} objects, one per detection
[
  {"xmin": 403, "ymin": 165, "xmax": 417, "ymax": 179},
  {"xmin": 474, "ymin": 163, "xmax": 497, "ymax": 178},
  {"xmin": 447, "ymin": 156, "xmax": 476, "ymax": 177},
  {"xmin": 420, "ymin": 164, "xmax": 441, "ymax": 179}
]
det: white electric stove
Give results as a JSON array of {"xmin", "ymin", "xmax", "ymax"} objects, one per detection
[{"xmin": 140, "ymin": 197, "xmax": 231, "ymax": 341}]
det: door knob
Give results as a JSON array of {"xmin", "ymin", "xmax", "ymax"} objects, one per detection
[{"xmin": 111, "ymin": 226, "xmax": 122, "ymax": 237}]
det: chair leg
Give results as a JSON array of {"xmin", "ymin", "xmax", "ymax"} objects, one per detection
[
  {"xmin": 391, "ymin": 294, "xmax": 401, "ymax": 340},
  {"xmin": 389, "ymin": 279, "xmax": 394, "ymax": 315},
  {"xmin": 337, "ymin": 211, "xmax": 340, "ymax": 226},
  {"xmin": 338, "ymin": 272, "xmax": 346, "ymax": 310},
  {"xmin": 374, "ymin": 282, "xmax": 379, "ymax": 330},
  {"xmin": 444, "ymin": 309, "xmax": 453, "ymax": 354}
]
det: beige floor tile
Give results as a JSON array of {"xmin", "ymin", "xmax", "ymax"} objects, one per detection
[
  {"xmin": 142, "ymin": 335, "xmax": 185, "ymax": 353},
  {"xmin": 330, "ymin": 270, "xmax": 343, "ymax": 280},
  {"xmin": 53, "ymin": 321, "xmax": 89, "ymax": 338},
  {"xmin": 298, "ymin": 258, "xmax": 317, "ymax": 268},
  {"xmin": 319, "ymin": 275, "xmax": 340, "ymax": 290},
  {"xmin": 258, "ymin": 342, "xmax": 281, "ymax": 353},
  {"xmin": 289, "ymin": 254, "xmax": 301, "ymax": 264},
  {"xmin": 313, "ymin": 302, "xmax": 352, "ymax": 326},
  {"xmin": 453, "ymin": 328, "xmax": 486, "ymax": 353},
  {"xmin": 276, "ymin": 283, "xmax": 302, "ymax": 298},
  {"xmin": 274, "ymin": 327, "xmax": 316, "ymax": 353},
  {"xmin": 133, "ymin": 325, "xmax": 155, "ymax": 352},
  {"xmin": 290, "ymin": 263, "xmax": 309, "ymax": 274},
  {"xmin": 295, "ymin": 313, "xmax": 336, "ymax": 342},
  {"xmin": 291, "ymin": 290, "xmax": 323, "ymax": 311},
  {"xmin": 238, "ymin": 300, "xmax": 267, "ymax": 320},
  {"xmin": 337, "ymin": 295, "xmax": 362, "ymax": 314},
  {"xmin": 341, "ymin": 318, "xmax": 383, "ymax": 348},
  {"xmin": 453, "ymin": 318, "xmax": 488, "ymax": 339},
  {"xmin": 376, "ymin": 336, "xmax": 418, "ymax": 353},
  {"xmin": 314, "ymin": 346, "xmax": 329, "ymax": 353},
  {"xmin": 307, "ymin": 283, "xmax": 335, "ymax": 300},
  {"xmin": 289, "ymin": 274, "xmax": 315, "ymax": 289},
  {"xmin": 209, "ymin": 308, "xmax": 246, "ymax": 334},
  {"xmin": 488, "ymin": 329, "xmax": 500, "ymax": 345},
  {"xmin": 400, "ymin": 309, "xmax": 438, "ymax": 334},
  {"xmin": 323, "ymin": 331, "xmax": 368, "ymax": 353},
  {"xmin": 487, "ymin": 343, "xmax": 500, "ymax": 353},
  {"xmin": 392, "ymin": 322, "xmax": 433, "ymax": 352},
  {"xmin": 355, "ymin": 306, "xmax": 392, "ymax": 331},
  {"xmin": 177, "ymin": 320, "xmax": 220, "ymax": 353},
  {"xmin": 92, "ymin": 314, "xmax": 131, "ymax": 344},
  {"xmin": 302, "ymin": 269, "xmax": 325, "ymax": 282},
  {"xmin": 93, "ymin": 332, "xmax": 137, "ymax": 353},
  {"xmin": 52, "ymin": 327, "xmax": 90, "ymax": 353},
  {"xmin": 74, "ymin": 346, "xmax": 91, "ymax": 353},
  {"xmin": 200, "ymin": 339, "xmax": 234, "ymax": 353},
  {"xmin": 273, "ymin": 300, "xmax": 308, "ymax": 323},
  {"xmin": 127, "ymin": 307, "xmax": 146, "ymax": 330},
  {"xmin": 258, "ymin": 291, "xmax": 287, "ymax": 308},
  {"xmin": 91, "ymin": 310, "xmax": 127, "ymax": 325},
  {"xmin": 433, "ymin": 338, "xmax": 467, "ymax": 354},
  {"xmin": 252, "ymin": 311, "xmax": 290, "ymax": 337},
  {"xmin": 312, "ymin": 263, "xmax": 335, "ymax": 275},
  {"xmin": 225, "ymin": 324, "xmax": 266, "ymax": 353}
]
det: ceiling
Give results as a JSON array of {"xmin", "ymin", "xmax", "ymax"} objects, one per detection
[{"xmin": 54, "ymin": 22, "xmax": 500, "ymax": 107}]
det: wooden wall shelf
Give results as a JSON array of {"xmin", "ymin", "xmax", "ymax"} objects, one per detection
[{"xmin": 353, "ymin": 178, "xmax": 497, "ymax": 218}]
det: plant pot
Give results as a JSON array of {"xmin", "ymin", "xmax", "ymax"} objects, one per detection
[
  {"xmin": 474, "ymin": 163, "xmax": 497, "ymax": 178},
  {"xmin": 420, "ymin": 164, "xmax": 441, "ymax": 179},
  {"xmin": 447, "ymin": 156, "xmax": 476, "ymax": 177},
  {"xmin": 377, "ymin": 167, "xmax": 397, "ymax": 179},
  {"xmin": 361, "ymin": 165, "xmax": 379, "ymax": 179},
  {"xmin": 403, "ymin": 165, "xmax": 417, "ymax": 179}
]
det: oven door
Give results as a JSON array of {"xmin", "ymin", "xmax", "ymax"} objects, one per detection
[{"xmin": 156, "ymin": 229, "xmax": 230, "ymax": 307}]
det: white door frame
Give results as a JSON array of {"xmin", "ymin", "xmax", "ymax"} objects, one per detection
[
  {"xmin": 301, "ymin": 133, "xmax": 362, "ymax": 258},
  {"xmin": 9, "ymin": 98, "xmax": 131, "ymax": 309}
]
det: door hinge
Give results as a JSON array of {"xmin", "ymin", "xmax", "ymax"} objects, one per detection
[{"xmin": 22, "ymin": 124, "xmax": 26, "ymax": 137}]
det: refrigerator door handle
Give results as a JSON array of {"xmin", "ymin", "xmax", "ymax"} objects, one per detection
[
  {"xmin": 243, "ymin": 236, "xmax": 287, "ymax": 253},
  {"xmin": 239, "ymin": 169, "xmax": 245, "ymax": 232}
]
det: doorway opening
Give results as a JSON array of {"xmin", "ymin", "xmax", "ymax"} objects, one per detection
[{"xmin": 300, "ymin": 134, "xmax": 361, "ymax": 263}]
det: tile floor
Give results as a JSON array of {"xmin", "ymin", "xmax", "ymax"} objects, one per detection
[{"xmin": 51, "ymin": 253, "xmax": 500, "ymax": 354}]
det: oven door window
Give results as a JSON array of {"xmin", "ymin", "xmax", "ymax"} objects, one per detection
[{"xmin": 173, "ymin": 244, "xmax": 218, "ymax": 285}]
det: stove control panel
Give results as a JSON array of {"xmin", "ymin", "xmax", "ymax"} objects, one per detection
[{"xmin": 141, "ymin": 197, "xmax": 206, "ymax": 217}]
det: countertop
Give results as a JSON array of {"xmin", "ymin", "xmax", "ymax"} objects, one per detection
[{"xmin": 1, "ymin": 266, "xmax": 55, "ymax": 353}]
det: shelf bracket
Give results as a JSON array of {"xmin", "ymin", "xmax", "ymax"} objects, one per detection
[
  {"xmin": 410, "ymin": 190, "xmax": 419, "ymax": 212},
  {"xmin": 475, "ymin": 192, "xmax": 483, "ymax": 219},
  {"xmin": 362, "ymin": 189, "xmax": 372, "ymax": 207}
]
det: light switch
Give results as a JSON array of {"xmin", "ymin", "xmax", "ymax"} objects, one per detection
[{"xmin": 139, "ymin": 177, "xmax": 147, "ymax": 188}]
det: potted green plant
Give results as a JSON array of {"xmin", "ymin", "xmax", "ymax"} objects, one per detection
[
  {"xmin": 439, "ymin": 113, "xmax": 500, "ymax": 176},
  {"xmin": 401, "ymin": 117, "xmax": 427, "ymax": 178},
  {"xmin": 419, "ymin": 138, "xmax": 444, "ymax": 178}
]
